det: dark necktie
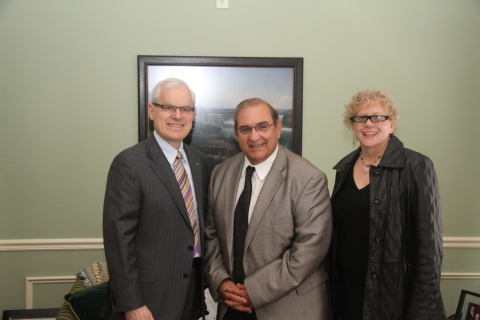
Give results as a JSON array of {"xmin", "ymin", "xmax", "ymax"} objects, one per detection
[{"xmin": 233, "ymin": 166, "xmax": 255, "ymax": 284}]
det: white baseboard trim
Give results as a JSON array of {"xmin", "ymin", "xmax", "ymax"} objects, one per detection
[
  {"xmin": 0, "ymin": 239, "xmax": 104, "ymax": 251},
  {"xmin": 0, "ymin": 237, "xmax": 479, "ymax": 252},
  {"xmin": 25, "ymin": 276, "xmax": 76, "ymax": 309}
]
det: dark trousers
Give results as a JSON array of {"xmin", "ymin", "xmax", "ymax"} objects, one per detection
[
  {"xmin": 223, "ymin": 308, "xmax": 257, "ymax": 320},
  {"xmin": 182, "ymin": 258, "xmax": 202, "ymax": 320}
]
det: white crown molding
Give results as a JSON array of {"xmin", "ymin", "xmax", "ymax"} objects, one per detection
[
  {"xmin": 0, "ymin": 237, "xmax": 479, "ymax": 252},
  {"xmin": 0, "ymin": 239, "xmax": 104, "ymax": 251},
  {"xmin": 443, "ymin": 237, "xmax": 480, "ymax": 248},
  {"xmin": 25, "ymin": 276, "xmax": 76, "ymax": 309}
]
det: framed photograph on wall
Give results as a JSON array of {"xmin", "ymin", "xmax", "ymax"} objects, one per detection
[
  {"xmin": 455, "ymin": 290, "xmax": 480, "ymax": 320},
  {"xmin": 138, "ymin": 56, "xmax": 303, "ymax": 168}
]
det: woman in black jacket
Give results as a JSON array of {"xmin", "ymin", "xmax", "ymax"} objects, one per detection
[{"xmin": 331, "ymin": 90, "xmax": 445, "ymax": 319}]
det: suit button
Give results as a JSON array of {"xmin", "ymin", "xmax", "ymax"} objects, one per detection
[
  {"xmin": 188, "ymin": 246, "xmax": 193, "ymax": 251},
  {"xmin": 374, "ymin": 238, "xmax": 381, "ymax": 243},
  {"xmin": 373, "ymin": 199, "xmax": 380, "ymax": 205},
  {"xmin": 371, "ymin": 273, "xmax": 377, "ymax": 279},
  {"xmin": 184, "ymin": 274, "xmax": 189, "ymax": 279}
]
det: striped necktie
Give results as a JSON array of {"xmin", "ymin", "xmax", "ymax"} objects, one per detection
[{"xmin": 173, "ymin": 151, "xmax": 199, "ymax": 257}]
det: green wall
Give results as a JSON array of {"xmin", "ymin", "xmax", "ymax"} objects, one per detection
[{"xmin": 1, "ymin": 0, "xmax": 479, "ymax": 316}]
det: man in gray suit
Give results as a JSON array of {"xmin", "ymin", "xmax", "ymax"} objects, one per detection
[
  {"xmin": 204, "ymin": 98, "xmax": 332, "ymax": 320},
  {"xmin": 103, "ymin": 78, "xmax": 210, "ymax": 320}
]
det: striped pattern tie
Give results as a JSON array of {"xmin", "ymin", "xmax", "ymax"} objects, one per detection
[{"xmin": 173, "ymin": 151, "xmax": 199, "ymax": 257}]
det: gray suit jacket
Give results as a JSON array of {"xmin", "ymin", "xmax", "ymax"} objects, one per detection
[
  {"xmin": 204, "ymin": 145, "xmax": 332, "ymax": 320},
  {"xmin": 103, "ymin": 135, "xmax": 210, "ymax": 320}
]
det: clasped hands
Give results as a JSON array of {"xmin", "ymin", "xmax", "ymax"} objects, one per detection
[
  {"xmin": 218, "ymin": 279, "xmax": 254, "ymax": 313},
  {"xmin": 125, "ymin": 305, "xmax": 154, "ymax": 320}
]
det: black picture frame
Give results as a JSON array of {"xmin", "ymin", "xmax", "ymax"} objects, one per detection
[
  {"xmin": 455, "ymin": 289, "xmax": 480, "ymax": 320},
  {"xmin": 138, "ymin": 55, "xmax": 303, "ymax": 168},
  {"xmin": 2, "ymin": 309, "xmax": 60, "ymax": 320}
]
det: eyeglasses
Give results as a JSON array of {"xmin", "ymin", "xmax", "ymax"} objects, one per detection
[
  {"xmin": 236, "ymin": 122, "xmax": 275, "ymax": 136},
  {"xmin": 152, "ymin": 103, "xmax": 195, "ymax": 114},
  {"xmin": 350, "ymin": 115, "xmax": 390, "ymax": 123}
]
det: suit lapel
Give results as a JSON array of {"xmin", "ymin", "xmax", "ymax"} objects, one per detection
[
  {"xmin": 145, "ymin": 136, "xmax": 191, "ymax": 227},
  {"xmin": 245, "ymin": 146, "xmax": 286, "ymax": 252}
]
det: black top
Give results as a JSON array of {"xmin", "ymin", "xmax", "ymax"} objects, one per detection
[{"xmin": 332, "ymin": 167, "xmax": 370, "ymax": 319}]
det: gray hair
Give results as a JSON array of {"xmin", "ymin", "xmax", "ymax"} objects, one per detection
[
  {"xmin": 234, "ymin": 98, "xmax": 279, "ymax": 130},
  {"xmin": 150, "ymin": 78, "xmax": 196, "ymax": 105}
]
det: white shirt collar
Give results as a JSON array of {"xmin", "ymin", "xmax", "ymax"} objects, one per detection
[
  {"xmin": 241, "ymin": 144, "xmax": 279, "ymax": 181},
  {"xmin": 153, "ymin": 131, "xmax": 188, "ymax": 167}
]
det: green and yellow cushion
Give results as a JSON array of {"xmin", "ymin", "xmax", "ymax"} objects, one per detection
[
  {"xmin": 56, "ymin": 278, "xmax": 85, "ymax": 320},
  {"xmin": 56, "ymin": 262, "xmax": 109, "ymax": 320},
  {"xmin": 64, "ymin": 281, "xmax": 108, "ymax": 320}
]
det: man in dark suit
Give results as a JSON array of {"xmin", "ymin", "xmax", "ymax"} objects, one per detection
[
  {"xmin": 466, "ymin": 306, "xmax": 476, "ymax": 320},
  {"xmin": 204, "ymin": 98, "xmax": 332, "ymax": 320},
  {"xmin": 103, "ymin": 78, "xmax": 210, "ymax": 320}
]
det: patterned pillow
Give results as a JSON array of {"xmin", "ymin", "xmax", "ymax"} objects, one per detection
[
  {"xmin": 56, "ymin": 262, "xmax": 109, "ymax": 320},
  {"xmin": 56, "ymin": 278, "xmax": 84, "ymax": 320},
  {"xmin": 77, "ymin": 262, "xmax": 109, "ymax": 287},
  {"xmin": 64, "ymin": 282, "xmax": 108, "ymax": 320}
]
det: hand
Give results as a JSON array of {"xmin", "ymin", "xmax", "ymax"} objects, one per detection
[
  {"xmin": 218, "ymin": 280, "xmax": 245, "ymax": 303},
  {"xmin": 224, "ymin": 284, "xmax": 253, "ymax": 313},
  {"xmin": 234, "ymin": 284, "xmax": 254, "ymax": 310},
  {"xmin": 125, "ymin": 306, "xmax": 154, "ymax": 320},
  {"xmin": 217, "ymin": 280, "xmax": 252, "ymax": 313}
]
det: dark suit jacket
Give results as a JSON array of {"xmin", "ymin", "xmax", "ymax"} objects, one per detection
[
  {"xmin": 103, "ymin": 135, "xmax": 210, "ymax": 320},
  {"xmin": 465, "ymin": 311, "xmax": 476, "ymax": 320}
]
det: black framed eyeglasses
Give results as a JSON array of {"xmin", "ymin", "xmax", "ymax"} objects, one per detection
[
  {"xmin": 236, "ymin": 122, "xmax": 275, "ymax": 136},
  {"xmin": 350, "ymin": 115, "xmax": 390, "ymax": 123},
  {"xmin": 152, "ymin": 103, "xmax": 195, "ymax": 114}
]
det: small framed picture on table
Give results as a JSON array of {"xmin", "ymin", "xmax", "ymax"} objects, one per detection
[{"xmin": 455, "ymin": 290, "xmax": 480, "ymax": 320}]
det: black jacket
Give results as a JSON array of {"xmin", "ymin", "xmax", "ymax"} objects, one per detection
[{"xmin": 331, "ymin": 135, "xmax": 446, "ymax": 320}]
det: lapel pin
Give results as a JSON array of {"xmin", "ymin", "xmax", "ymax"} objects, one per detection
[{"xmin": 196, "ymin": 162, "xmax": 200, "ymax": 166}]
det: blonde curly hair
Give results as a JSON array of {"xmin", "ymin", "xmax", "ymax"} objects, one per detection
[{"xmin": 343, "ymin": 89, "xmax": 399, "ymax": 128}]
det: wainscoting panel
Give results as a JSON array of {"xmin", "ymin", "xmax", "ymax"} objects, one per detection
[{"xmin": 25, "ymin": 276, "xmax": 76, "ymax": 309}]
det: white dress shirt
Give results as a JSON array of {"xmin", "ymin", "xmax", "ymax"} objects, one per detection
[{"xmin": 235, "ymin": 145, "xmax": 279, "ymax": 223}]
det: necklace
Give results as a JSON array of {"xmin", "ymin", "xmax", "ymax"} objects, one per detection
[
  {"xmin": 359, "ymin": 136, "xmax": 390, "ymax": 174},
  {"xmin": 360, "ymin": 152, "xmax": 382, "ymax": 174}
]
